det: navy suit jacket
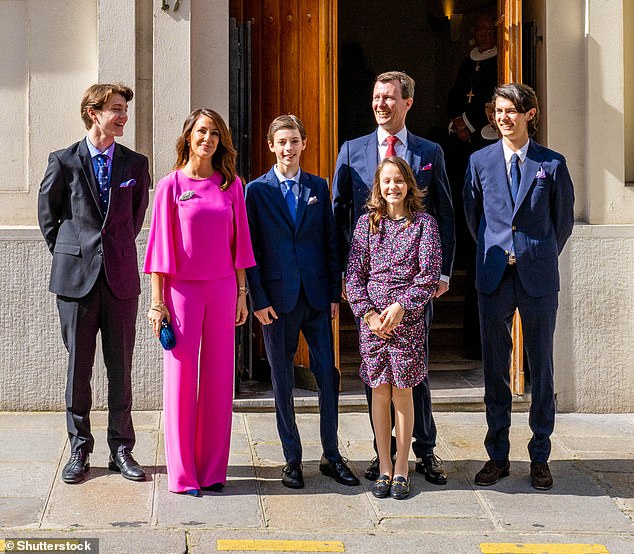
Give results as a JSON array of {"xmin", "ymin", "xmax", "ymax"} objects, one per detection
[
  {"xmin": 332, "ymin": 130, "xmax": 455, "ymax": 276},
  {"xmin": 463, "ymin": 139, "xmax": 575, "ymax": 297},
  {"xmin": 245, "ymin": 167, "xmax": 341, "ymax": 314},
  {"xmin": 38, "ymin": 138, "xmax": 150, "ymax": 300}
]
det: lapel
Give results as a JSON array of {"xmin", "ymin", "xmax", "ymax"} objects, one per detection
[
  {"xmin": 491, "ymin": 140, "xmax": 515, "ymax": 214},
  {"xmin": 264, "ymin": 167, "xmax": 295, "ymax": 231},
  {"xmin": 106, "ymin": 143, "xmax": 127, "ymax": 218},
  {"xmin": 514, "ymin": 139, "xmax": 543, "ymax": 214},
  {"xmin": 78, "ymin": 139, "xmax": 104, "ymax": 219},
  {"xmin": 294, "ymin": 172, "xmax": 313, "ymax": 233},
  {"xmin": 363, "ymin": 132, "xmax": 380, "ymax": 186},
  {"xmin": 406, "ymin": 132, "xmax": 423, "ymax": 177}
]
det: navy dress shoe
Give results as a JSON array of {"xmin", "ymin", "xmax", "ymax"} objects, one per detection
[
  {"xmin": 108, "ymin": 449, "xmax": 146, "ymax": 481},
  {"xmin": 282, "ymin": 462, "xmax": 304, "ymax": 489},
  {"xmin": 415, "ymin": 454, "xmax": 448, "ymax": 485},
  {"xmin": 390, "ymin": 475, "xmax": 411, "ymax": 500},
  {"xmin": 319, "ymin": 456, "xmax": 360, "ymax": 486},
  {"xmin": 62, "ymin": 450, "xmax": 90, "ymax": 484},
  {"xmin": 177, "ymin": 489, "xmax": 201, "ymax": 497},
  {"xmin": 371, "ymin": 474, "xmax": 392, "ymax": 498}
]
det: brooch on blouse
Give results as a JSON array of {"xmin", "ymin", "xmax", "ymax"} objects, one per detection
[{"xmin": 179, "ymin": 191, "xmax": 195, "ymax": 201}]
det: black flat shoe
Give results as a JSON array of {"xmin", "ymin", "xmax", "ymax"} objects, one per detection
[
  {"xmin": 62, "ymin": 450, "xmax": 90, "ymax": 484},
  {"xmin": 390, "ymin": 475, "xmax": 411, "ymax": 500},
  {"xmin": 371, "ymin": 474, "xmax": 392, "ymax": 498},
  {"xmin": 319, "ymin": 456, "xmax": 360, "ymax": 486},
  {"xmin": 364, "ymin": 457, "xmax": 380, "ymax": 481},
  {"xmin": 108, "ymin": 449, "xmax": 146, "ymax": 481},
  {"xmin": 201, "ymin": 482, "xmax": 224, "ymax": 492},
  {"xmin": 282, "ymin": 462, "xmax": 304, "ymax": 489}
]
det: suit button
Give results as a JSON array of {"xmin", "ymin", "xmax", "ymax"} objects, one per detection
[
  {"xmin": 97, "ymin": 249, "xmax": 103, "ymax": 256},
  {"xmin": 512, "ymin": 226, "xmax": 517, "ymax": 231},
  {"xmin": 504, "ymin": 249, "xmax": 509, "ymax": 255}
]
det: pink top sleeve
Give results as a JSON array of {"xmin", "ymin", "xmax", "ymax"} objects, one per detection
[{"xmin": 144, "ymin": 171, "xmax": 255, "ymax": 279}]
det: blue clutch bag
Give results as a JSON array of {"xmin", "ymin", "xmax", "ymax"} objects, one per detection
[{"xmin": 159, "ymin": 318, "xmax": 176, "ymax": 350}]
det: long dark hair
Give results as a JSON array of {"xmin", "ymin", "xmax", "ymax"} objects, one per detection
[
  {"xmin": 174, "ymin": 108, "xmax": 237, "ymax": 191},
  {"xmin": 366, "ymin": 157, "xmax": 426, "ymax": 234}
]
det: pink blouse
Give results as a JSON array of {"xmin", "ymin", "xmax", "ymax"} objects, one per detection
[{"xmin": 144, "ymin": 170, "xmax": 255, "ymax": 280}]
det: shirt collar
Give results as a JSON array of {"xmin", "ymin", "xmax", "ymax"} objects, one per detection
[
  {"xmin": 502, "ymin": 139, "xmax": 530, "ymax": 164},
  {"xmin": 86, "ymin": 137, "xmax": 115, "ymax": 161},
  {"xmin": 377, "ymin": 126, "xmax": 408, "ymax": 148},
  {"xmin": 273, "ymin": 165, "xmax": 301, "ymax": 186}
]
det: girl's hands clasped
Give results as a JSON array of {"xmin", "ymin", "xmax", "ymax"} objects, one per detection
[{"xmin": 378, "ymin": 302, "xmax": 405, "ymax": 337}]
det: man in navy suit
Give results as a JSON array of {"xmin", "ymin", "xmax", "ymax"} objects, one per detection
[
  {"xmin": 332, "ymin": 71, "xmax": 455, "ymax": 485},
  {"xmin": 463, "ymin": 83, "xmax": 574, "ymax": 490},
  {"xmin": 38, "ymin": 84, "xmax": 150, "ymax": 484},
  {"xmin": 245, "ymin": 115, "xmax": 359, "ymax": 490}
]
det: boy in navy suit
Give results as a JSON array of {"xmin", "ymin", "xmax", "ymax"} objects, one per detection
[
  {"xmin": 245, "ymin": 115, "xmax": 359, "ymax": 489},
  {"xmin": 464, "ymin": 83, "xmax": 574, "ymax": 490}
]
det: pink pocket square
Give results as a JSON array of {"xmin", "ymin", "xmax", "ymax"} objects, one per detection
[
  {"xmin": 535, "ymin": 168, "xmax": 547, "ymax": 179},
  {"xmin": 421, "ymin": 163, "xmax": 432, "ymax": 171}
]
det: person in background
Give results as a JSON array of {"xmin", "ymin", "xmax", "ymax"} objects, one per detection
[
  {"xmin": 145, "ymin": 108, "xmax": 255, "ymax": 497},
  {"xmin": 38, "ymin": 83, "xmax": 150, "ymax": 485},
  {"xmin": 245, "ymin": 115, "xmax": 359, "ymax": 490},
  {"xmin": 346, "ymin": 156, "xmax": 441, "ymax": 500}
]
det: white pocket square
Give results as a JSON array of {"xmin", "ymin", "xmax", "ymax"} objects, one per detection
[
  {"xmin": 307, "ymin": 196, "xmax": 318, "ymax": 205},
  {"xmin": 120, "ymin": 179, "xmax": 136, "ymax": 188}
]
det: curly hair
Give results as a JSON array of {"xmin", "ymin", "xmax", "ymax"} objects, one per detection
[
  {"xmin": 366, "ymin": 157, "xmax": 426, "ymax": 234},
  {"xmin": 173, "ymin": 108, "xmax": 237, "ymax": 191}
]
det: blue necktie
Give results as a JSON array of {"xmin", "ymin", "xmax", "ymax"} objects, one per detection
[
  {"xmin": 284, "ymin": 180, "xmax": 296, "ymax": 222},
  {"xmin": 96, "ymin": 154, "xmax": 110, "ymax": 214},
  {"xmin": 510, "ymin": 153, "xmax": 520, "ymax": 204}
]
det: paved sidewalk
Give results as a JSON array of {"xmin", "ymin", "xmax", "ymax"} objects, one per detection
[{"xmin": 0, "ymin": 411, "xmax": 632, "ymax": 553}]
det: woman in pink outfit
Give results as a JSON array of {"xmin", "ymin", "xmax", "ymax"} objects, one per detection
[{"xmin": 145, "ymin": 108, "xmax": 255, "ymax": 497}]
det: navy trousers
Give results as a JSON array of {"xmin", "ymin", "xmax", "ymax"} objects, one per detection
[
  {"xmin": 478, "ymin": 265, "xmax": 558, "ymax": 464},
  {"xmin": 262, "ymin": 290, "xmax": 340, "ymax": 464}
]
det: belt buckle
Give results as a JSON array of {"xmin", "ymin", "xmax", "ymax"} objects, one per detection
[{"xmin": 508, "ymin": 253, "xmax": 517, "ymax": 265}]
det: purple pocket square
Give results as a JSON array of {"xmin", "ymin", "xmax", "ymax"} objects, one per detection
[
  {"xmin": 120, "ymin": 179, "xmax": 136, "ymax": 188},
  {"xmin": 535, "ymin": 168, "xmax": 547, "ymax": 179},
  {"xmin": 421, "ymin": 163, "xmax": 432, "ymax": 171}
]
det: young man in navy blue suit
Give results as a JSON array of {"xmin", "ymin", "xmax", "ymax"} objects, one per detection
[
  {"xmin": 332, "ymin": 71, "xmax": 455, "ymax": 485},
  {"xmin": 245, "ymin": 115, "xmax": 359, "ymax": 489},
  {"xmin": 464, "ymin": 84, "xmax": 574, "ymax": 490}
]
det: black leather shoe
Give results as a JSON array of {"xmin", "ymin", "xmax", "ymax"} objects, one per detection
[
  {"xmin": 364, "ymin": 457, "xmax": 380, "ymax": 481},
  {"xmin": 371, "ymin": 474, "xmax": 392, "ymax": 498},
  {"xmin": 108, "ymin": 449, "xmax": 146, "ymax": 481},
  {"xmin": 474, "ymin": 460, "xmax": 510, "ymax": 486},
  {"xmin": 390, "ymin": 475, "xmax": 411, "ymax": 500},
  {"xmin": 415, "ymin": 454, "xmax": 448, "ymax": 485},
  {"xmin": 62, "ymin": 450, "xmax": 90, "ymax": 484},
  {"xmin": 319, "ymin": 456, "xmax": 360, "ymax": 486},
  {"xmin": 201, "ymin": 482, "xmax": 224, "ymax": 492},
  {"xmin": 530, "ymin": 462, "xmax": 553, "ymax": 490},
  {"xmin": 282, "ymin": 462, "xmax": 304, "ymax": 489}
]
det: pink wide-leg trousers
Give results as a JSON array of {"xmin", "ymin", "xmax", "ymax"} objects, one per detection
[{"xmin": 163, "ymin": 275, "xmax": 236, "ymax": 493}]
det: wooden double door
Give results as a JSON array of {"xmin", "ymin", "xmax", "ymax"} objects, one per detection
[{"xmin": 230, "ymin": 0, "xmax": 525, "ymax": 391}]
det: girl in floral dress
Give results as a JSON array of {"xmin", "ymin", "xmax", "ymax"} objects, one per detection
[{"xmin": 346, "ymin": 157, "xmax": 442, "ymax": 499}]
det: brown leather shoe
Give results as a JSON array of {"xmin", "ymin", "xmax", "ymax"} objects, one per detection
[
  {"xmin": 530, "ymin": 462, "xmax": 553, "ymax": 490},
  {"xmin": 474, "ymin": 460, "xmax": 510, "ymax": 486}
]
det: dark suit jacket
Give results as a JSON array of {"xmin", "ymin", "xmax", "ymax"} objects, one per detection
[
  {"xmin": 38, "ymin": 138, "xmax": 150, "ymax": 299},
  {"xmin": 332, "ymin": 130, "xmax": 455, "ymax": 276},
  {"xmin": 245, "ymin": 167, "xmax": 341, "ymax": 314},
  {"xmin": 463, "ymin": 139, "xmax": 575, "ymax": 297}
]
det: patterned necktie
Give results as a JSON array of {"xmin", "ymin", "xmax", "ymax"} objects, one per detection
[
  {"xmin": 510, "ymin": 153, "xmax": 521, "ymax": 204},
  {"xmin": 284, "ymin": 180, "xmax": 296, "ymax": 222},
  {"xmin": 96, "ymin": 154, "xmax": 110, "ymax": 214},
  {"xmin": 385, "ymin": 135, "xmax": 398, "ymax": 158}
]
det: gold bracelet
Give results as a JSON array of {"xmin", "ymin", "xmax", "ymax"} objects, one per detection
[
  {"xmin": 363, "ymin": 310, "xmax": 374, "ymax": 326},
  {"xmin": 238, "ymin": 286, "xmax": 248, "ymax": 296},
  {"xmin": 149, "ymin": 306, "xmax": 163, "ymax": 313}
]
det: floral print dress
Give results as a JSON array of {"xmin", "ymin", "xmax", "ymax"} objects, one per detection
[{"xmin": 345, "ymin": 211, "xmax": 442, "ymax": 388}]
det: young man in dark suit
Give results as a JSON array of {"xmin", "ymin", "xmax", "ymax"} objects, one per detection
[
  {"xmin": 38, "ymin": 83, "xmax": 150, "ymax": 484},
  {"xmin": 245, "ymin": 115, "xmax": 359, "ymax": 490},
  {"xmin": 464, "ymin": 83, "xmax": 575, "ymax": 490},
  {"xmin": 332, "ymin": 71, "xmax": 455, "ymax": 485}
]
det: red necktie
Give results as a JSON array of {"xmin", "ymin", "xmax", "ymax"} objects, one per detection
[{"xmin": 385, "ymin": 135, "xmax": 398, "ymax": 158}]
